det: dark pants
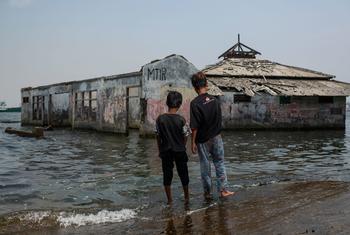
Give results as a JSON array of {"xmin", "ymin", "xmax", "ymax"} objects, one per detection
[{"xmin": 160, "ymin": 150, "xmax": 189, "ymax": 186}]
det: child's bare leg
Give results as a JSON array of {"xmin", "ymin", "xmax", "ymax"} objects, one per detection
[
  {"xmin": 164, "ymin": 186, "xmax": 172, "ymax": 204},
  {"xmin": 174, "ymin": 152, "xmax": 190, "ymax": 204},
  {"xmin": 162, "ymin": 155, "xmax": 174, "ymax": 204},
  {"xmin": 183, "ymin": 185, "xmax": 189, "ymax": 204}
]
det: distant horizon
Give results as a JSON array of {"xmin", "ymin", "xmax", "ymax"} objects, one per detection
[{"xmin": 1, "ymin": 0, "xmax": 350, "ymax": 106}]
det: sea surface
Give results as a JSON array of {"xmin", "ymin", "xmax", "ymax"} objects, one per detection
[{"xmin": 1, "ymin": 112, "xmax": 350, "ymax": 234}]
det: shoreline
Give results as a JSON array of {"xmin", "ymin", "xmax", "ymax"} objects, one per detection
[{"xmin": 1, "ymin": 180, "xmax": 350, "ymax": 234}]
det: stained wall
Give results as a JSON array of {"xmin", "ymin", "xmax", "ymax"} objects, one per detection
[
  {"xmin": 21, "ymin": 84, "xmax": 73, "ymax": 127},
  {"xmin": 221, "ymin": 92, "xmax": 346, "ymax": 129},
  {"xmin": 139, "ymin": 55, "xmax": 198, "ymax": 136},
  {"xmin": 21, "ymin": 55, "xmax": 348, "ymax": 134},
  {"xmin": 21, "ymin": 73, "xmax": 141, "ymax": 133}
]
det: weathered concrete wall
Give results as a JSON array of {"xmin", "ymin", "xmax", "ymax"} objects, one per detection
[
  {"xmin": 21, "ymin": 74, "xmax": 141, "ymax": 133},
  {"xmin": 50, "ymin": 92, "xmax": 71, "ymax": 126},
  {"xmin": 221, "ymin": 92, "xmax": 346, "ymax": 129},
  {"xmin": 140, "ymin": 55, "xmax": 198, "ymax": 136},
  {"xmin": 21, "ymin": 84, "xmax": 73, "ymax": 127},
  {"xmin": 21, "ymin": 89, "xmax": 31, "ymax": 125},
  {"xmin": 69, "ymin": 75, "xmax": 140, "ymax": 133},
  {"xmin": 47, "ymin": 85, "xmax": 72, "ymax": 127},
  {"xmin": 72, "ymin": 79, "xmax": 101, "ymax": 130},
  {"xmin": 22, "ymin": 55, "xmax": 347, "ymax": 134},
  {"xmin": 128, "ymin": 86, "xmax": 141, "ymax": 129}
]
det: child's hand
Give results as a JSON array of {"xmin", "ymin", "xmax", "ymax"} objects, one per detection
[{"xmin": 191, "ymin": 143, "xmax": 198, "ymax": 154}]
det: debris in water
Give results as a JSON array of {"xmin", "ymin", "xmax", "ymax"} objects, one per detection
[{"xmin": 5, "ymin": 127, "xmax": 44, "ymax": 138}]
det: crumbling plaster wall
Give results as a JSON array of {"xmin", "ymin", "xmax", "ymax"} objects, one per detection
[
  {"xmin": 128, "ymin": 86, "xmax": 141, "ymax": 129},
  {"xmin": 21, "ymin": 84, "xmax": 72, "ymax": 126},
  {"xmin": 21, "ymin": 75, "xmax": 141, "ymax": 133},
  {"xmin": 140, "ymin": 55, "xmax": 198, "ymax": 136},
  {"xmin": 72, "ymin": 75, "xmax": 141, "ymax": 133},
  {"xmin": 221, "ymin": 91, "xmax": 346, "ymax": 129},
  {"xmin": 21, "ymin": 89, "xmax": 31, "ymax": 125}
]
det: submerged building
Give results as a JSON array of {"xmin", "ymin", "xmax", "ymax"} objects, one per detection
[{"xmin": 21, "ymin": 38, "xmax": 350, "ymax": 135}]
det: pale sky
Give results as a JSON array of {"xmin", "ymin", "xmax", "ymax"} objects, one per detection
[{"xmin": 1, "ymin": 0, "xmax": 349, "ymax": 106}]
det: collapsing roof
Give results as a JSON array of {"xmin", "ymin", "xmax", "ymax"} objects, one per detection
[
  {"xmin": 208, "ymin": 77, "xmax": 350, "ymax": 97},
  {"xmin": 203, "ymin": 58, "xmax": 334, "ymax": 79},
  {"xmin": 204, "ymin": 37, "xmax": 350, "ymax": 97},
  {"xmin": 204, "ymin": 58, "xmax": 350, "ymax": 96}
]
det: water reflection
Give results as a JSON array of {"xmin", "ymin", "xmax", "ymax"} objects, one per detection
[{"xmin": 163, "ymin": 211, "xmax": 193, "ymax": 234}]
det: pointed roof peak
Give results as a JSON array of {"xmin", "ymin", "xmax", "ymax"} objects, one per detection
[{"xmin": 218, "ymin": 34, "xmax": 261, "ymax": 59}]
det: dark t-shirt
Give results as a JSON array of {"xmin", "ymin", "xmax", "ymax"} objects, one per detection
[
  {"xmin": 190, "ymin": 93, "xmax": 222, "ymax": 143},
  {"xmin": 156, "ymin": 114, "xmax": 189, "ymax": 153}
]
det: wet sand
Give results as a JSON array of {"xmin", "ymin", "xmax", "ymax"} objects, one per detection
[{"xmin": 127, "ymin": 181, "xmax": 350, "ymax": 235}]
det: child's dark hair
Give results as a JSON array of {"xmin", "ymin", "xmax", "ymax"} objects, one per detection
[
  {"xmin": 191, "ymin": 72, "xmax": 207, "ymax": 90},
  {"xmin": 166, "ymin": 91, "xmax": 182, "ymax": 108}
]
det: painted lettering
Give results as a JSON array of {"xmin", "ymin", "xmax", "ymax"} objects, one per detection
[
  {"xmin": 147, "ymin": 68, "xmax": 167, "ymax": 81},
  {"xmin": 161, "ymin": 68, "xmax": 167, "ymax": 80}
]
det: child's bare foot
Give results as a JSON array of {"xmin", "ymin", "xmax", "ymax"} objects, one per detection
[
  {"xmin": 220, "ymin": 190, "xmax": 235, "ymax": 197},
  {"xmin": 165, "ymin": 186, "xmax": 172, "ymax": 205},
  {"xmin": 203, "ymin": 192, "xmax": 212, "ymax": 200}
]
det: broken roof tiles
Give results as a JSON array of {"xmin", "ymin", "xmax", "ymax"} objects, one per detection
[
  {"xmin": 207, "ymin": 77, "xmax": 350, "ymax": 97},
  {"xmin": 203, "ymin": 58, "xmax": 334, "ymax": 79}
]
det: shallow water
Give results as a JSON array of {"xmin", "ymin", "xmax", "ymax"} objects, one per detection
[{"xmin": 1, "ymin": 112, "xmax": 350, "ymax": 234}]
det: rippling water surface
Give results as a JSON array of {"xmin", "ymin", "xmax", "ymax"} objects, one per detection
[{"xmin": 1, "ymin": 112, "xmax": 350, "ymax": 233}]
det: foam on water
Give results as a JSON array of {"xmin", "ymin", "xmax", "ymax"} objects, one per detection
[
  {"xmin": 186, "ymin": 202, "xmax": 217, "ymax": 216},
  {"xmin": 231, "ymin": 180, "xmax": 280, "ymax": 189},
  {"xmin": 22, "ymin": 211, "xmax": 51, "ymax": 223},
  {"xmin": 17, "ymin": 209, "xmax": 137, "ymax": 228},
  {"xmin": 58, "ymin": 209, "xmax": 137, "ymax": 227}
]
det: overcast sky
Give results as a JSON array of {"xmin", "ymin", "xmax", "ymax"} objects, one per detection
[{"xmin": 1, "ymin": 0, "xmax": 349, "ymax": 106}]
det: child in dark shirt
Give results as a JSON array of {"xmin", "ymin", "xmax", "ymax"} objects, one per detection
[{"xmin": 156, "ymin": 91, "xmax": 190, "ymax": 205}]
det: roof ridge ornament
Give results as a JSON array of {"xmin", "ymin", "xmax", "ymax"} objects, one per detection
[{"xmin": 218, "ymin": 34, "xmax": 261, "ymax": 59}]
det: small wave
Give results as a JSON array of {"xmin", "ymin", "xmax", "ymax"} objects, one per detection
[
  {"xmin": 21, "ymin": 211, "xmax": 51, "ymax": 223},
  {"xmin": 57, "ymin": 209, "xmax": 136, "ymax": 227},
  {"xmin": 232, "ymin": 180, "xmax": 281, "ymax": 189},
  {"xmin": 0, "ymin": 183, "xmax": 31, "ymax": 190},
  {"xmin": 0, "ymin": 120, "xmax": 21, "ymax": 123},
  {"xmin": 1, "ymin": 208, "xmax": 137, "ymax": 233},
  {"xmin": 186, "ymin": 202, "xmax": 217, "ymax": 216},
  {"xmin": 22, "ymin": 209, "xmax": 137, "ymax": 227}
]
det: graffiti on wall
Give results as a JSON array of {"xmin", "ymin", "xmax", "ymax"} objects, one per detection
[
  {"xmin": 100, "ymin": 87, "xmax": 127, "ymax": 128},
  {"xmin": 102, "ymin": 97, "xmax": 126, "ymax": 125},
  {"xmin": 147, "ymin": 68, "xmax": 167, "ymax": 81},
  {"xmin": 145, "ymin": 86, "xmax": 196, "ymax": 130}
]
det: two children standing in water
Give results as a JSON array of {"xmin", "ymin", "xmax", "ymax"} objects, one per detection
[{"xmin": 156, "ymin": 72, "xmax": 234, "ymax": 205}]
